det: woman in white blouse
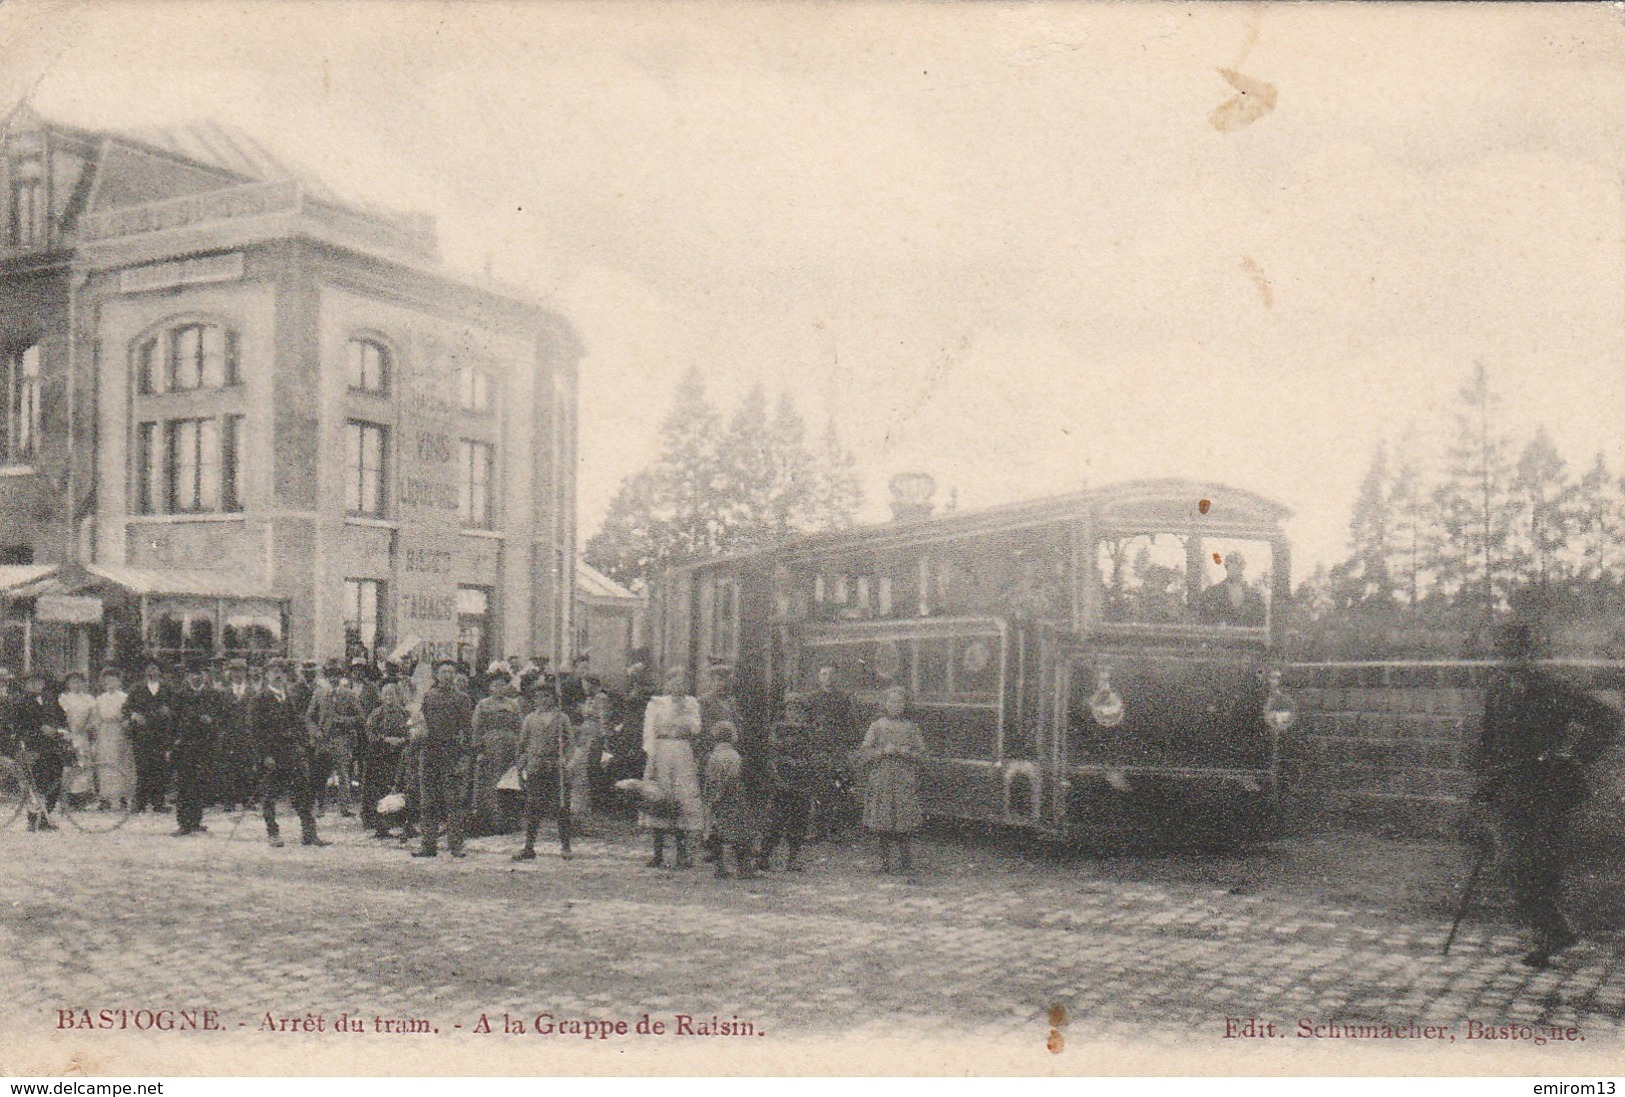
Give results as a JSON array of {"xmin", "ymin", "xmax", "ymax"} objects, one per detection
[{"xmin": 640, "ymin": 666, "xmax": 703, "ymax": 869}]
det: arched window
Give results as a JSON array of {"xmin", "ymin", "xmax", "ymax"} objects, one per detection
[
  {"xmin": 348, "ymin": 338, "xmax": 390, "ymax": 395},
  {"xmin": 135, "ymin": 321, "xmax": 240, "ymax": 394}
]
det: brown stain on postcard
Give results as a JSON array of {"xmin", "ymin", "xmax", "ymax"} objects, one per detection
[{"xmin": 1210, "ymin": 68, "xmax": 1276, "ymax": 132}]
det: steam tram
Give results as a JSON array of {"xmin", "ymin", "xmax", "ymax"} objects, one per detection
[{"xmin": 650, "ymin": 479, "xmax": 1297, "ymax": 844}]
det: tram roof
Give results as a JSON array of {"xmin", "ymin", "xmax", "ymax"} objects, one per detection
[{"xmin": 672, "ymin": 478, "xmax": 1293, "ymax": 575}]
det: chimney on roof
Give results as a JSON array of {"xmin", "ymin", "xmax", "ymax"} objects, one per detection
[{"xmin": 888, "ymin": 472, "xmax": 937, "ymax": 522}]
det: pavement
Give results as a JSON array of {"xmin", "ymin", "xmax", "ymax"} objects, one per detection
[{"xmin": 0, "ymin": 806, "xmax": 1621, "ymax": 1074}]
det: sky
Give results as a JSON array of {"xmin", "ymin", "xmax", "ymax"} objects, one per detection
[{"xmin": 3, "ymin": 0, "xmax": 1623, "ymax": 574}]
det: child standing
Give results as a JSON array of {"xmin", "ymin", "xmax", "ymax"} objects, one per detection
[
  {"xmin": 856, "ymin": 685, "xmax": 926, "ymax": 874},
  {"xmin": 703, "ymin": 722, "xmax": 758, "ymax": 879},
  {"xmin": 758, "ymin": 693, "xmax": 816, "ymax": 872}
]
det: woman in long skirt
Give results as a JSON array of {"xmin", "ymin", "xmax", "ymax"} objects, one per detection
[
  {"xmin": 641, "ymin": 666, "xmax": 703, "ymax": 869},
  {"xmin": 58, "ymin": 672, "xmax": 98, "ymax": 802},
  {"xmin": 91, "ymin": 669, "xmax": 135, "ymax": 809},
  {"xmin": 857, "ymin": 685, "xmax": 927, "ymax": 874}
]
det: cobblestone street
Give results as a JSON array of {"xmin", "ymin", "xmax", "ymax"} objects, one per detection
[{"xmin": 1, "ymin": 809, "xmax": 1622, "ymax": 1073}]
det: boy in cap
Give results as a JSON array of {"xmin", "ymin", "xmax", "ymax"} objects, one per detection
[
  {"xmin": 512, "ymin": 683, "xmax": 573, "ymax": 860},
  {"xmin": 759, "ymin": 693, "xmax": 816, "ymax": 872}
]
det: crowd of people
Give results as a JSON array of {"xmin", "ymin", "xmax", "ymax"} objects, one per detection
[{"xmin": 0, "ymin": 651, "xmax": 929, "ymax": 876}]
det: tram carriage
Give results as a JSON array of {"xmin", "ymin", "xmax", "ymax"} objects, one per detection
[{"xmin": 651, "ymin": 479, "xmax": 1296, "ymax": 844}]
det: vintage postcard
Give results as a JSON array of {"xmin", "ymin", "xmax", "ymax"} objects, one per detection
[{"xmin": 0, "ymin": 0, "xmax": 1623, "ymax": 1080}]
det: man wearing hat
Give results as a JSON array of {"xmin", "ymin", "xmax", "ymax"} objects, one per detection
[
  {"xmin": 1475, "ymin": 618, "xmax": 1621, "ymax": 967},
  {"xmin": 806, "ymin": 664, "xmax": 857, "ymax": 842},
  {"xmin": 14, "ymin": 668, "xmax": 68, "ymax": 831},
  {"xmin": 559, "ymin": 654, "xmax": 594, "ymax": 718},
  {"xmin": 1197, "ymin": 551, "xmax": 1266, "ymax": 627},
  {"xmin": 253, "ymin": 660, "xmax": 327, "ymax": 848},
  {"xmin": 171, "ymin": 658, "xmax": 222, "ymax": 836},
  {"xmin": 124, "ymin": 658, "xmax": 176, "ymax": 813},
  {"xmin": 306, "ymin": 662, "xmax": 363, "ymax": 818},
  {"xmin": 350, "ymin": 657, "xmax": 383, "ymax": 829},
  {"xmin": 212, "ymin": 658, "xmax": 259, "ymax": 812},
  {"xmin": 413, "ymin": 659, "xmax": 474, "ymax": 858}
]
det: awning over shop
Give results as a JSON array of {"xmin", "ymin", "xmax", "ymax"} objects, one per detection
[
  {"xmin": 0, "ymin": 564, "xmax": 61, "ymax": 595},
  {"xmin": 5, "ymin": 563, "xmax": 279, "ymax": 601},
  {"xmin": 76, "ymin": 564, "xmax": 277, "ymax": 600}
]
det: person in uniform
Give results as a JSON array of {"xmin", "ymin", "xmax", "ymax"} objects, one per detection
[
  {"xmin": 1196, "ymin": 551, "xmax": 1267, "ymax": 627},
  {"xmin": 413, "ymin": 660, "xmax": 474, "ymax": 859},
  {"xmin": 124, "ymin": 659, "xmax": 176, "ymax": 814},
  {"xmin": 512, "ymin": 683, "xmax": 573, "ymax": 861},
  {"xmin": 253, "ymin": 661, "xmax": 327, "ymax": 848},
  {"xmin": 171, "ymin": 658, "xmax": 222, "ymax": 836},
  {"xmin": 1476, "ymin": 620, "xmax": 1621, "ymax": 967},
  {"xmin": 806, "ymin": 664, "xmax": 857, "ymax": 841}
]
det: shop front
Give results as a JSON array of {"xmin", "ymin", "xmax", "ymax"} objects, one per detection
[{"xmin": 0, "ymin": 563, "xmax": 288, "ymax": 678}]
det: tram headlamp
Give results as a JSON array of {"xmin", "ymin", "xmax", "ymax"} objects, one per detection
[
  {"xmin": 1088, "ymin": 667, "xmax": 1124, "ymax": 728},
  {"xmin": 1263, "ymin": 669, "xmax": 1295, "ymax": 731}
]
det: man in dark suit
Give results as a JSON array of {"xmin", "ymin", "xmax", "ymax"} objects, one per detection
[
  {"xmin": 253, "ymin": 661, "xmax": 328, "ymax": 848},
  {"xmin": 171, "ymin": 658, "xmax": 222, "ymax": 836},
  {"xmin": 212, "ymin": 658, "xmax": 259, "ymax": 811},
  {"xmin": 1196, "ymin": 551, "xmax": 1267, "ymax": 627},
  {"xmin": 807, "ymin": 664, "xmax": 857, "ymax": 841},
  {"xmin": 413, "ymin": 660, "xmax": 474, "ymax": 859},
  {"xmin": 124, "ymin": 659, "xmax": 176, "ymax": 814},
  {"xmin": 14, "ymin": 669, "xmax": 68, "ymax": 831},
  {"xmin": 1476, "ymin": 620, "xmax": 1621, "ymax": 967}
]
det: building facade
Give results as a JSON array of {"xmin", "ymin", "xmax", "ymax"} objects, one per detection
[
  {"xmin": 575, "ymin": 559, "xmax": 647, "ymax": 688},
  {"xmin": 0, "ymin": 104, "xmax": 580, "ymax": 674}
]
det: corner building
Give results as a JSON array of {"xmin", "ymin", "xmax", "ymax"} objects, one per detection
[{"xmin": 0, "ymin": 104, "xmax": 579, "ymax": 672}]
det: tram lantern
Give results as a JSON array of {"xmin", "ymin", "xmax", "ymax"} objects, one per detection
[
  {"xmin": 1089, "ymin": 667, "xmax": 1124, "ymax": 728},
  {"xmin": 1263, "ymin": 669, "xmax": 1295, "ymax": 731},
  {"xmin": 888, "ymin": 472, "xmax": 938, "ymax": 522}
]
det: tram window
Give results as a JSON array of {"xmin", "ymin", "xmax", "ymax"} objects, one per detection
[
  {"xmin": 1195, "ymin": 539, "xmax": 1273, "ymax": 628},
  {"xmin": 916, "ymin": 638, "xmax": 951, "ymax": 700},
  {"xmin": 807, "ymin": 642, "xmax": 876, "ymax": 692},
  {"xmin": 953, "ymin": 636, "xmax": 998, "ymax": 700},
  {"xmin": 1098, "ymin": 533, "xmax": 1190, "ymax": 624},
  {"xmin": 870, "ymin": 638, "xmax": 906, "ymax": 688}
]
